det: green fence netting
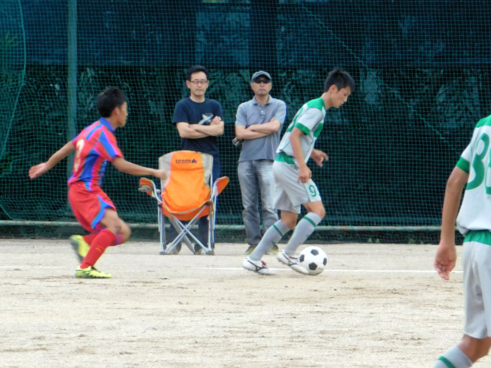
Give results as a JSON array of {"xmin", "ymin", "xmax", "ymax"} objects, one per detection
[
  {"xmin": 0, "ymin": 0, "xmax": 489, "ymax": 238},
  {"xmin": 0, "ymin": 0, "xmax": 25, "ymax": 221}
]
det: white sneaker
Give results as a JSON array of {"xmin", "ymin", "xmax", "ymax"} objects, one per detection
[
  {"xmin": 277, "ymin": 251, "xmax": 309, "ymax": 275},
  {"xmin": 242, "ymin": 257, "xmax": 276, "ymax": 275}
]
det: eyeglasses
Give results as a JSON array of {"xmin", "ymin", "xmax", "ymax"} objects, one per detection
[
  {"xmin": 253, "ymin": 79, "xmax": 271, "ymax": 84},
  {"xmin": 190, "ymin": 79, "xmax": 209, "ymax": 85}
]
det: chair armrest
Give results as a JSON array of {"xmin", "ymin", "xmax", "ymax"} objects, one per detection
[
  {"xmin": 138, "ymin": 177, "xmax": 161, "ymax": 202},
  {"xmin": 213, "ymin": 176, "xmax": 229, "ymax": 196}
]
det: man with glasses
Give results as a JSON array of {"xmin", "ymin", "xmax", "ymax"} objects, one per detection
[
  {"xmin": 234, "ymin": 71, "xmax": 287, "ymax": 255},
  {"xmin": 170, "ymin": 65, "xmax": 224, "ymax": 255}
]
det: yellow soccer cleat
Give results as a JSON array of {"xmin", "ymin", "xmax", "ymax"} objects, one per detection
[
  {"xmin": 69, "ymin": 235, "xmax": 90, "ymax": 263},
  {"xmin": 75, "ymin": 266, "xmax": 112, "ymax": 279}
]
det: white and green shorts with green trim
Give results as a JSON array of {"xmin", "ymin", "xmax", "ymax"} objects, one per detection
[
  {"xmin": 462, "ymin": 230, "xmax": 491, "ymax": 339},
  {"xmin": 272, "ymin": 158, "xmax": 322, "ymax": 214}
]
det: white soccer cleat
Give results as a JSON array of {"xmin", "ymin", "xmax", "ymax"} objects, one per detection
[
  {"xmin": 242, "ymin": 257, "xmax": 276, "ymax": 276},
  {"xmin": 277, "ymin": 251, "xmax": 309, "ymax": 275}
]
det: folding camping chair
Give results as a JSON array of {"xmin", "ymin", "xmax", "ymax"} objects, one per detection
[{"xmin": 138, "ymin": 150, "xmax": 229, "ymax": 255}]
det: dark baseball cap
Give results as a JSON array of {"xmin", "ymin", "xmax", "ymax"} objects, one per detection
[{"xmin": 251, "ymin": 71, "xmax": 272, "ymax": 82}]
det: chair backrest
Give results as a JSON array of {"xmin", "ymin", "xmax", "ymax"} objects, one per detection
[{"xmin": 159, "ymin": 151, "xmax": 213, "ymax": 212}]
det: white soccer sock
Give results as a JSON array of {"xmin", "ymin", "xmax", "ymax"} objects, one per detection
[
  {"xmin": 249, "ymin": 220, "xmax": 290, "ymax": 261},
  {"xmin": 283, "ymin": 212, "xmax": 322, "ymax": 256},
  {"xmin": 434, "ymin": 346, "xmax": 473, "ymax": 368}
]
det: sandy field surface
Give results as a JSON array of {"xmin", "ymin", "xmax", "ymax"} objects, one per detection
[{"xmin": 1, "ymin": 240, "xmax": 489, "ymax": 368}]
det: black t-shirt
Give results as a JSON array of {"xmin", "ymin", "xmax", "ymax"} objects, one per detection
[{"xmin": 172, "ymin": 98, "xmax": 224, "ymax": 156}]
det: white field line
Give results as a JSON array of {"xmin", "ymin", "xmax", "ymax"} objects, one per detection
[
  {"xmin": 0, "ymin": 265, "xmax": 463, "ymax": 274},
  {"xmin": 198, "ymin": 267, "xmax": 463, "ymax": 274},
  {"xmin": 0, "ymin": 265, "xmax": 60, "ymax": 269}
]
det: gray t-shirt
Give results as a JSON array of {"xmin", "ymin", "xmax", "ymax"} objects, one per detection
[{"xmin": 235, "ymin": 96, "xmax": 287, "ymax": 162}]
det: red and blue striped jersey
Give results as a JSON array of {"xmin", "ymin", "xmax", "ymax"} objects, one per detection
[{"xmin": 68, "ymin": 117, "xmax": 123, "ymax": 190}]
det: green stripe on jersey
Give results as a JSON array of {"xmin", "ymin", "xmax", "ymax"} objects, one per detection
[
  {"xmin": 313, "ymin": 123, "xmax": 324, "ymax": 137},
  {"xmin": 456, "ymin": 157, "xmax": 470, "ymax": 173},
  {"xmin": 275, "ymin": 152, "xmax": 296, "ymax": 165},
  {"xmin": 306, "ymin": 97, "xmax": 326, "ymax": 111},
  {"xmin": 464, "ymin": 230, "xmax": 491, "ymax": 246},
  {"xmin": 475, "ymin": 115, "xmax": 491, "ymax": 128},
  {"xmin": 295, "ymin": 122, "xmax": 311, "ymax": 135},
  {"xmin": 438, "ymin": 357, "xmax": 456, "ymax": 368}
]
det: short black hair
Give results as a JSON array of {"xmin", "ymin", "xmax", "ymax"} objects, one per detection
[
  {"xmin": 187, "ymin": 65, "xmax": 209, "ymax": 81},
  {"xmin": 324, "ymin": 68, "xmax": 355, "ymax": 93},
  {"xmin": 96, "ymin": 87, "xmax": 127, "ymax": 118}
]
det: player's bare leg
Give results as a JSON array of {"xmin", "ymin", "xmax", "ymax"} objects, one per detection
[
  {"xmin": 458, "ymin": 335, "xmax": 491, "ymax": 364},
  {"xmin": 279, "ymin": 210, "xmax": 298, "ymax": 229},
  {"xmin": 114, "ymin": 219, "xmax": 131, "ymax": 245}
]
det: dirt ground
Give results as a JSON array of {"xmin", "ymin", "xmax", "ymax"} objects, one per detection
[{"xmin": 1, "ymin": 239, "xmax": 489, "ymax": 368}]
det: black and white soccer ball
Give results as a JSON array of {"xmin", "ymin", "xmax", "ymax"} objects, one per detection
[{"xmin": 299, "ymin": 246, "xmax": 327, "ymax": 275}]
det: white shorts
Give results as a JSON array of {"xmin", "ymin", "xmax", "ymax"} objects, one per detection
[
  {"xmin": 463, "ymin": 231, "xmax": 491, "ymax": 338},
  {"xmin": 272, "ymin": 161, "xmax": 322, "ymax": 214}
]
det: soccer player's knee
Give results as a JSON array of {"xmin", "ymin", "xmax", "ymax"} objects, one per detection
[
  {"xmin": 122, "ymin": 224, "xmax": 131, "ymax": 241},
  {"xmin": 283, "ymin": 218, "xmax": 297, "ymax": 229},
  {"xmin": 106, "ymin": 220, "xmax": 122, "ymax": 236},
  {"xmin": 313, "ymin": 208, "xmax": 325, "ymax": 219}
]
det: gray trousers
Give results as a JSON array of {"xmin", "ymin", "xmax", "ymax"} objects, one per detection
[{"xmin": 238, "ymin": 160, "xmax": 278, "ymax": 246}]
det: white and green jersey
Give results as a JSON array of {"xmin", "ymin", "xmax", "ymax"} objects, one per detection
[
  {"xmin": 456, "ymin": 115, "xmax": 491, "ymax": 234},
  {"xmin": 275, "ymin": 97, "xmax": 326, "ymax": 166}
]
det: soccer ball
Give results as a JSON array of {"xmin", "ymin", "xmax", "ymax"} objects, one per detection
[{"xmin": 299, "ymin": 246, "xmax": 327, "ymax": 275}]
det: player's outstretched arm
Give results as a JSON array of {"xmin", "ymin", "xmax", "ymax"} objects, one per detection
[
  {"xmin": 112, "ymin": 157, "xmax": 167, "ymax": 180},
  {"xmin": 29, "ymin": 142, "xmax": 75, "ymax": 179},
  {"xmin": 434, "ymin": 166, "xmax": 468, "ymax": 280}
]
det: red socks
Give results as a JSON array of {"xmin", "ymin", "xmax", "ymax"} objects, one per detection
[
  {"xmin": 82, "ymin": 233, "xmax": 99, "ymax": 246},
  {"xmin": 80, "ymin": 229, "xmax": 116, "ymax": 269},
  {"xmin": 83, "ymin": 232, "xmax": 123, "ymax": 247}
]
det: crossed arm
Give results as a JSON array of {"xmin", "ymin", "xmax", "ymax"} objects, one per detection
[
  {"xmin": 235, "ymin": 118, "xmax": 282, "ymax": 140},
  {"xmin": 176, "ymin": 116, "xmax": 224, "ymax": 139}
]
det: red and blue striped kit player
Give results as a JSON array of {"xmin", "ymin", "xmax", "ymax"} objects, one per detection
[
  {"xmin": 29, "ymin": 87, "xmax": 167, "ymax": 278},
  {"xmin": 68, "ymin": 117, "xmax": 123, "ymax": 235},
  {"xmin": 68, "ymin": 117, "xmax": 123, "ymax": 190}
]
